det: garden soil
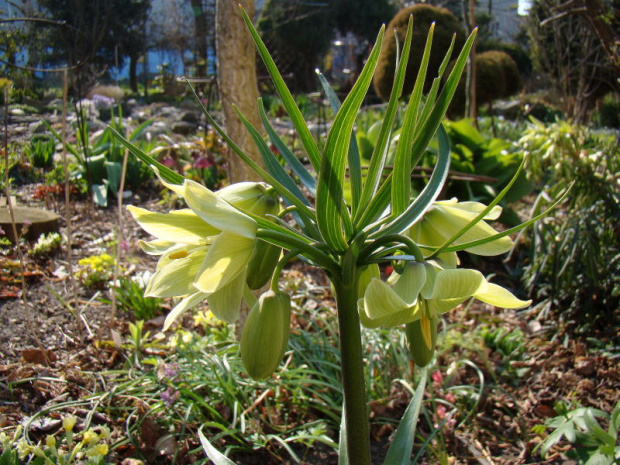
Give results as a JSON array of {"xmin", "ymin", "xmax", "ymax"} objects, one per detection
[{"xmin": 1, "ymin": 184, "xmax": 618, "ymax": 464}]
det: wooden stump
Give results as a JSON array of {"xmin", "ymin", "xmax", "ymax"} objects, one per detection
[{"xmin": 0, "ymin": 206, "xmax": 60, "ymax": 243}]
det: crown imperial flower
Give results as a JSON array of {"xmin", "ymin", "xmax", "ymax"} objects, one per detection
[{"xmin": 128, "ymin": 178, "xmax": 279, "ymax": 329}]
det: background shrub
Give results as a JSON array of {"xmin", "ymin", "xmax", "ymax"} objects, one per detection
[
  {"xmin": 448, "ymin": 50, "xmax": 522, "ymax": 116},
  {"xmin": 373, "ymin": 4, "xmax": 466, "ymax": 102}
]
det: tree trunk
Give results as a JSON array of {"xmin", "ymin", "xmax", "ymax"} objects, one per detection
[
  {"xmin": 191, "ymin": 0, "xmax": 208, "ymax": 92},
  {"xmin": 129, "ymin": 53, "xmax": 139, "ymax": 93},
  {"xmin": 216, "ymin": 0, "xmax": 264, "ymax": 184}
]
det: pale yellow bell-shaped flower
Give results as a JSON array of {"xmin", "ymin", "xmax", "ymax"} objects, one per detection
[
  {"xmin": 128, "ymin": 177, "xmax": 278, "ymax": 330},
  {"xmin": 358, "ymin": 261, "xmax": 530, "ymax": 329},
  {"xmin": 407, "ymin": 198, "xmax": 513, "ymax": 267}
]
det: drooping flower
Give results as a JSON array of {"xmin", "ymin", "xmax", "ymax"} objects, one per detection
[
  {"xmin": 407, "ymin": 198, "xmax": 513, "ymax": 267},
  {"xmin": 358, "ymin": 261, "xmax": 530, "ymax": 330},
  {"xmin": 128, "ymin": 178, "xmax": 278, "ymax": 329}
]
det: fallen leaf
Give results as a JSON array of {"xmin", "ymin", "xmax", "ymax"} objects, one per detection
[{"xmin": 21, "ymin": 349, "xmax": 57, "ymax": 364}]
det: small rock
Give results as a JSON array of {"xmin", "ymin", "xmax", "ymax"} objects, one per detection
[
  {"xmin": 171, "ymin": 120, "xmax": 197, "ymax": 135},
  {"xmin": 574, "ymin": 357, "xmax": 595, "ymax": 376},
  {"xmin": 180, "ymin": 111, "xmax": 200, "ymax": 124},
  {"xmin": 29, "ymin": 120, "xmax": 49, "ymax": 135}
]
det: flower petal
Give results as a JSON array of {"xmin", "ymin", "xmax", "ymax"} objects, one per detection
[
  {"xmin": 426, "ymin": 205, "xmax": 513, "ymax": 256},
  {"xmin": 427, "ymin": 269, "xmax": 485, "ymax": 300},
  {"xmin": 164, "ymin": 292, "xmax": 207, "ymax": 331},
  {"xmin": 474, "ymin": 282, "xmax": 531, "ymax": 309},
  {"xmin": 145, "ymin": 247, "xmax": 207, "ymax": 297},
  {"xmin": 194, "ymin": 232, "xmax": 255, "ymax": 294},
  {"xmin": 207, "ymin": 272, "xmax": 246, "ymax": 323},
  {"xmin": 360, "ymin": 278, "xmax": 421, "ymax": 328},
  {"xmin": 128, "ymin": 206, "xmax": 219, "ymax": 244},
  {"xmin": 392, "ymin": 262, "xmax": 426, "ymax": 306},
  {"xmin": 183, "ymin": 180, "xmax": 257, "ymax": 239},
  {"xmin": 138, "ymin": 239, "xmax": 177, "ymax": 255}
]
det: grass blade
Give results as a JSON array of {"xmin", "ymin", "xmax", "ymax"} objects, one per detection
[
  {"xmin": 198, "ymin": 426, "xmax": 238, "ymax": 465},
  {"xmin": 383, "ymin": 367, "xmax": 428, "ymax": 465}
]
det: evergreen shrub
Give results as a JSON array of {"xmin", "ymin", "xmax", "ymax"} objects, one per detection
[{"xmin": 373, "ymin": 4, "xmax": 466, "ymax": 101}]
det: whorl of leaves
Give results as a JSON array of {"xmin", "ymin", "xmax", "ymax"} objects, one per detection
[{"xmin": 373, "ymin": 4, "xmax": 466, "ymax": 102}]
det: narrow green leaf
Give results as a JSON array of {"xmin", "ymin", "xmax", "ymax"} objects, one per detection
[
  {"xmin": 108, "ymin": 126, "xmax": 184, "ymax": 185},
  {"xmin": 240, "ymin": 8, "xmax": 321, "ymax": 172},
  {"xmin": 234, "ymin": 106, "xmax": 309, "ymax": 207},
  {"xmin": 317, "ymin": 71, "xmax": 363, "ymax": 212},
  {"xmin": 383, "ymin": 367, "xmax": 428, "ymax": 465},
  {"xmin": 198, "ymin": 427, "xmax": 237, "ymax": 465},
  {"xmin": 370, "ymin": 124, "xmax": 451, "ymax": 238},
  {"xmin": 338, "ymin": 402, "xmax": 349, "ymax": 465},
  {"xmin": 409, "ymin": 29, "xmax": 476, "ymax": 170},
  {"xmin": 356, "ymin": 18, "xmax": 413, "ymax": 225},
  {"xmin": 392, "ymin": 23, "xmax": 435, "ymax": 216},
  {"xmin": 258, "ymin": 99, "xmax": 317, "ymax": 195},
  {"xmin": 43, "ymin": 120, "xmax": 84, "ymax": 163},
  {"xmin": 417, "ymin": 35, "xmax": 456, "ymax": 132},
  {"xmin": 316, "ymin": 26, "xmax": 385, "ymax": 251},
  {"xmin": 355, "ymin": 29, "xmax": 477, "ymax": 229}
]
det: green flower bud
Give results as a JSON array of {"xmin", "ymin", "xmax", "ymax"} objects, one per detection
[
  {"xmin": 248, "ymin": 191, "xmax": 279, "ymax": 218},
  {"xmin": 246, "ymin": 239, "xmax": 282, "ymax": 289},
  {"xmin": 405, "ymin": 315, "xmax": 438, "ymax": 367},
  {"xmin": 241, "ymin": 290, "xmax": 291, "ymax": 380},
  {"xmin": 218, "ymin": 182, "xmax": 269, "ymax": 212}
]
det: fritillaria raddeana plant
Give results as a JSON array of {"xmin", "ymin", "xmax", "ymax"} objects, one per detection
[{"xmin": 113, "ymin": 9, "xmax": 565, "ymax": 465}]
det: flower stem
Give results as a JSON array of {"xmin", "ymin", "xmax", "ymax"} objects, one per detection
[{"xmin": 333, "ymin": 254, "xmax": 371, "ymax": 465}]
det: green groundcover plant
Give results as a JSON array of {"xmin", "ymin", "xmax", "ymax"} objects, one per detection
[{"xmin": 112, "ymin": 9, "xmax": 565, "ymax": 465}]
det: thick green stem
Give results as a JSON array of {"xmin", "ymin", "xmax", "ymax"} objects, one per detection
[{"xmin": 334, "ymin": 259, "xmax": 371, "ymax": 465}]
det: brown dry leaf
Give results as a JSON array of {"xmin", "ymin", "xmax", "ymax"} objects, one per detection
[
  {"xmin": 21, "ymin": 348, "xmax": 57, "ymax": 365},
  {"xmin": 140, "ymin": 416, "xmax": 167, "ymax": 448}
]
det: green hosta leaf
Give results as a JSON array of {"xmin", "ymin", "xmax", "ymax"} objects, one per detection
[
  {"xmin": 240, "ymin": 8, "xmax": 321, "ymax": 172},
  {"xmin": 198, "ymin": 427, "xmax": 237, "ymax": 465},
  {"xmin": 316, "ymin": 25, "xmax": 385, "ymax": 251},
  {"xmin": 92, "ymin": 183, "xmax": 108, "ymax": 207},
  {"xmin": 108, "ymin": 126, "xmax": 184, "ymax": 185},
  {"xmin": 383, "ymin": 367, "xmax": 427, "ymax": 465}
]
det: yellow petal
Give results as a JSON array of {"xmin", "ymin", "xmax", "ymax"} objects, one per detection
[
  {"xmin": 138, "ymin": 239, "xmax": 177, "ymax": 255},
  {"xmin": 164, "ymin": 292, "xmax": 207, "ymax": 331},
  {"xmin": 207, "ymin": 272, "xmax": 246, "ymax": 323},
  {"xmin": 145, "ymin": 247, "xmax": 207, "ymax": 297},
  {"xmin": 194, "ymin": 232, "xmax": 255, "ymax": 294},
  {"xmin": 426, "ymin": 204, "xmax": 513, "ymax": 256},
  {"xmin": 474, "ymin": 281, "xmax": 531, "ymax": 309},
  {"xmin": 359, "ymin": 278, "xmax": 421, "ymax": 328},
  {"xmin": 128, "ymin": 206, "xmax": 218, "ymax": 244},
  {"xmin": 183, "ymin": 180, "xmax": 257, "ymax": 239},
  {"xmin": 392, "ymin": 262, "xmax": 426, "ymax": 306}
]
